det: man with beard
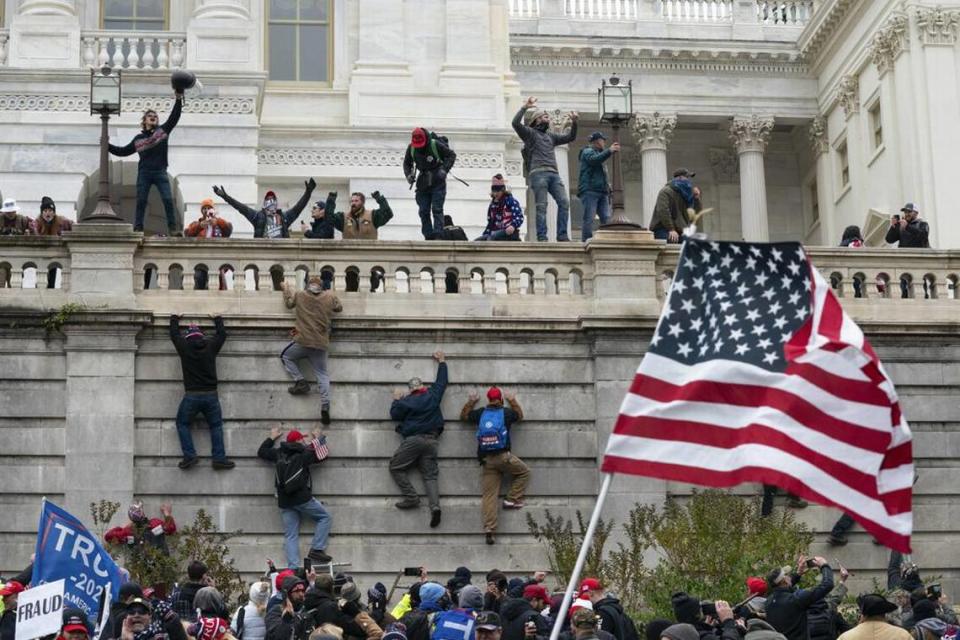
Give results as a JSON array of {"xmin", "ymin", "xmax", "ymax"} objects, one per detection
[
  {"xmin": 213, "ymin": 180, "xmax": 316, "ymax": 238},
  {"xmin": 116, "ymin": 598, "xmax": 187, "ymax": 640},
  {"xmin": 327, "ymin": 191, "xmax": 393, "ymax": 239},
  {"xmin": 265, "ymin": 577, "xmax": 307, "ymax": 640}
]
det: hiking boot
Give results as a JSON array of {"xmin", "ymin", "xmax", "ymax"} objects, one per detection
[
  {"xmin": 307, "ymin": 548, "xmax": 332, "ymax": 564},
  {"xmin": 395, "ymin": 498, "xmax": 421, "ymax": 510},
  {"xmin": 827, "ymin": 533, "xmax": 848, "ymax": 546},
  {"xmin": 288, "ymin": 379, "xmax": 310, "ymax": 395},
  {"xmin": 485, "ymin": 532, "xmax": 495, "ymax": 545},
  {"xmin": 502, "ymin": 499, "xmax": 526, "ymax": 509},
  {"xmin": 430, "ymin": 508, "xmax": 442, "ymax": 528},
  {"xmin": 212, "ymin": 459, "xmax": 236, "ymax": 470},
  {"xmin": 786, "ymin": 496, "xmax": 808, "ymax": 509},
  {"xmin": 178, "ymin": 456, "xmax": 198, "ymax": 470},
  {"xmin": 320, "ymin": 404, "xmax": 331, "ymax": 425}
]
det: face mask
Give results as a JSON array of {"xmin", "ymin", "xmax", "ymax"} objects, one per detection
[
  {"xmin": 534, "ymin": 121, "xmax": 550, "ymax": 132},
  {"xmin": 264, "ymin": 198, "xmax": 277, "ymax": 212}
]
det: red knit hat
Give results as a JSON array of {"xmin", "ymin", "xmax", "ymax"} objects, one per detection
[
  {"xmin": 746, "ymin": 576, "xmax": 767, "ymax": 596},
  {"xmin": 286, "ymin": 430, "xmax": 305, "ymax": 443}
]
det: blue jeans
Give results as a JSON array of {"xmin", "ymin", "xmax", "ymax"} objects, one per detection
[
  {"xmin": 135, "ymin": 168, "xmax": 177, "ymax": 230},
  {"xmin": 281, "ymin": 498, "xmax": 332, "ymax": 568},
  {"xmin": 653, "ymin": 228, "xmax": 670, "ymax": 241},
  {"xmin": 415, "ymin": 183, "xmax": 446, "ymax": 239},
  {"xmin": 175, "ymin": 393, "xmax": 226, "ymax": 461},
  {"xmin": 579, "ymin": 191, "xmax": 610, "ymax": 241},
  {"xmin": 529, "ymin": 171, "xmax": 570, "ymax": 241},
  {"xmin": 476, "ymin": 229, "xmax": 520, "ymax": 241}
]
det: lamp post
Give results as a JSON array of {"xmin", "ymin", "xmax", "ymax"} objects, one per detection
[
  {"xmin": 83, "ymin": 65, "xmax": 124, "ymax": 222},
  {"xmin": 598, "ymin": 75, "xmax": 640, "ymax": 229}
]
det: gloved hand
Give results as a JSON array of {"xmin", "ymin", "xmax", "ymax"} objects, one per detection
[
  {"xmin": 212, "ymin": 185, "xmax": 225, "ymax": 198},
  {"xmin": 406, "ymin": 174, "xmax": 415, "ymax": 185},
  {"xmin": 328, "ymin": 191, "xmax": 337, "ymax": 200},
  {"xmin": 152, "ymin": 600, "xmax": 177, "ymax": 624},
  {"xmin": 371, "ymin": 191, "xmax": 382, "ymax": 200},
  {"xmin": 305, "ymin": 178, "xmax": 317, "ymax": 190}
]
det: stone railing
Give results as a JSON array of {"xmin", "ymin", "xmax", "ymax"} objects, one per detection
[
  {"xmin": 756, "ymin": 0, "xmax": 816, "ymax": 25},
  {"xmin": 0, "ymin": 238, "xmax": 71, "ymax": 291},
  {"xmin": 508, "ymin": 0, "xmax": 815, "ymax": 24},
  {"xmin": 0, "ymin": 30, "xmax": 9, "ymax": 67},
  {"xmin": 659, "ymin": 0, "xmax": 734, "ymax": 23},
  {"xmin": 81, "ymin": 30, "xmax": 186, "ymax": 70}
]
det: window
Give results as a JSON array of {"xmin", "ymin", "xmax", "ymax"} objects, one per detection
[
  {"xmin": 102, "ymin": 0, "xmax": 166, "ymax": 30},
  {"xmin": 810, "ymin": 180, "xmax": 819, "ymax": 223},
  {"xmin": 837, "ymin": 140, "xmax": 849, "ymax": 188},
  {"xmin": 869, "ymin": 100, "xmax": 883, "ymax": 149},
  {"xmin": 267, "ymin": 0, "xmax": 332, "ymax": 83}
]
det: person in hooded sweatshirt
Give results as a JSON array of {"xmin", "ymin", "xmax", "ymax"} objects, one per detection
[
  {"xmin": 669, "ymin": 592, "xmax": 739, "ymax": 640},
  {"xmin": 232, "ymin": 581, "xmax": 270, "ymax": 640},
  {"xmin": 213, "ymin": 180, "xmax": 316, "ymax": 239},
  {"xmin": 446, "ymin": 567, "xmax": 473, "ymax": 606},
  {"xmin": 399, "ymin": 582, "xmax": 446, "ymax": 640},
  {"xmin": 501, "ymin": 584, "xmax": 551, "ymax": 640},
  {"xmin": 169, "ymin": 315, "xmax": 235, "ymax": 470}
]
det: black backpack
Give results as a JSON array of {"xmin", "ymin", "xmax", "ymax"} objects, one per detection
[
  {"xmin": 597, "ymin": 603, "xmax": 639, "ymax": 640},
  {"xmin": 275, "ymin": 451, "xmax": 310, "ymax": 496},
  {"xmin": 408, "ymin": 131, "xmax": 450, "ymax": 162},
  {"xmin": 234, "ymin": 606, "xmax": 246, "ymax": 640}
]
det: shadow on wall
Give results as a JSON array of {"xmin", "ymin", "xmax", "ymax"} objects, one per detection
[{"xmin": 76, "ymin": 160, "xmax": 185, "ymax": 235}]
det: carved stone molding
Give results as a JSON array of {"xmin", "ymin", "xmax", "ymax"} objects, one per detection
[
  {"xmin": 631, "ymin": 112, "xmax": 677, "ymax": 152},
  {"xmin": 0, "ymin": 94, "xmax": 255, "ymax": 114},
  {"xmin": 18, "ymin": 0, "xmax": 76, "ymax": 16},
  {"xmin": 548, "ymin": 109, "xmax": 574, "ymax": 136},
  {"xmin": 808, "ymin": 116, "xmax": 829, "ymax": 156},
  {"xmin": 835, "ymin": 76, "xmax": 860, "ymax": 119},
  {"xmin": 916, "ymin": 5, "xmax": 960, "ymax": 46},
  {"xmin": 193, "ymin": 0, "xmax": 250, "ymax": 20},
  {"xmin": 869, "ymin": 12, "xmax": 909, "ymax": 75},
  {"xmin": 729, "ymin": 115, "xmax": 775, "ymax": 154},
  {"xmin": 708, "ymin": 147, "xmax": 740, "ymax": 183},
  {"xmin": 259, "ymin": 148, "xmax": 506, "ymax": 169}
]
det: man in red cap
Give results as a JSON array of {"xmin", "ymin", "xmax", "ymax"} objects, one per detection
[
  {"xmin": 257, "ymin": 426, "xmax": 332, "ymax": 568},
  {"xmin": 59, "ymin": 608, "xmax": 91, "ymax": 640},
  {"xmin": 0, "ymin": 581, "xmax": 25, "ymax": 640},
  {"xmin": 213, "ymin": 180, "xmax": 316, "ymax": 239},
  {"xmin": 501, "ymin": 584, "xmax": 551, "ymax": 640},
  {"xmin": 403, "ymin": 127, "xmax": 457, "ymax": 240},
  {"xmin": 460, "ymin": 386, "xmax": 527, "ymax": 545},
  {"xmin": 580, "ymin": 578, "xmax": 638, "ymax": 640}
]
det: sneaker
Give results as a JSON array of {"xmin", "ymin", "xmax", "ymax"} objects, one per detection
[
  {"xmin": 502, "ymin": 499, "xmax": 526, "ymax": 509},
  {"xmin": 212, "ymin": 459, "xmax": 236, "ymax": 470},
  {"xmin": 178, "ymin": 456, "xmax": 198, "ymax": 470},
  {"xmin": 288, "ymin": 379, "xmax": 310, "ymax": 395},
  {"xmin": 395, "ymin": 498, "xmax": 421, "ymax": 510},
  {"xmin": 485, "ymin": 532, "xmax": 495, "ymax": 545},
  {"xmin": 827, "ymin": 533, "xmax": 848, "ymax": 546},
  {"xmin": 430, "ymin": 509, "xmax": 442, "ymax": 528},
  {"xmin": 307, "ymin": 548, "xmax": 332, "ymax": 563},
  {"xmin": 320, "ymin": 405, "xmax": 331, "ymax": 425},
  {"xmin": 168, "ymin": 227, "xmax": 183, "ymax": 237}
]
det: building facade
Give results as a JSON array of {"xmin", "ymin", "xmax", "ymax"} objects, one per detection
[{"xmin": 1, "ymin": 0, "xmax": 959, "ymax": 244}]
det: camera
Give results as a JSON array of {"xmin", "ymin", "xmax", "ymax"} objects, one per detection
[
  {"xmin": 404, "ymin": 567, "xmax": 422, "ymax": 577},
  {"xmin": 701, "ymin": 601, "xmax": 718, "ymax": 618}
]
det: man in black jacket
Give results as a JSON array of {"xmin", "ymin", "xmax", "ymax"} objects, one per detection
[
  {"xmin": 172, "ymin": 561, "xmax": 212, "ymax": 621},
  {"xmin": 403, "ymin": 128, "xmax": 457, "ymax": 240},
  {"xmin": 257, "ymin": 427, "xmax": 332, "ymax": 568},
  {"xmin": 301, "ymin": 575, "xmax": 366, "ymax": 638},
  {"xmin": 265, "ymin": 575, "xmax": 308, "ymax": 640},
  {"xmin": 300, "ymin": 194, "xmax": 337, "ymax": 239},
  {"xmin": 501, "ymin": 584, "xmax": 551, "ymax": 640},
  {"xmin": 213, "ymin": 180, "xmax": 316, "ymax": 238},
  {"xmin": 765, "ymin": 557, "xmax": 834, "ymax": 640},
  {"xmin": 670, "ymin": 592, "xmax": 738, "ymax": 640},
  {"xmin": 885, "ymin": 203, "xmax": 930, "ymax": 248},
  {"xmin": 108, "ymin": 91, "xmax": 184, "ymax": 235},
  {"xmin": 169, "ymin": 315, "xmax": 234, "ymax": 470}
]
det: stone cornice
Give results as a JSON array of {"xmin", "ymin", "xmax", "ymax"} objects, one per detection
[
  {"xmin": 632, "ymin": 112, "xmax": 677, "ymax": 152},
  {"xmin": 729, "ymin": 115, "xmax": 775, "ymax": 154},
  {"xmin": 798, "ymin": 0, "xmax": 862, "ymax": 62},
  {"xmin": 869, "ymin": 11, "xmax": 910, "ymax": 75},
  {"xmin": 0, "ymin": 94, "xmax": 256, "ymax": 114},
  {"xmin": 916, "ymin": 5, "xmax": 960, "ymax": 46}
]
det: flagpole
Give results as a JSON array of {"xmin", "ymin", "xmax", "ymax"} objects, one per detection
[{"xmin": 548, "ymin": 472, "xmax": 614, "ymax": 640}]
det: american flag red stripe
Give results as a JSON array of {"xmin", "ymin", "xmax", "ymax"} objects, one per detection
[
  {"xmin": 601, "ymin": 239, "xmax": 913, "ymax": 552},
  {"xmin": 310, "ymin": 437, "xmax": 330, "ymax": 461}
]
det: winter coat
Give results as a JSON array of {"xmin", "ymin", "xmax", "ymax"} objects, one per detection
[
  {"xmin": 330, "ymin": 194, "xmax": 394, "ymax": 240},
  {"xmin": 256, "ymin": 438, "xmax": 326, "ymax": 508},
  {"xmin": 403, "ymin": 138, "xmax": 457, "ymax": 193},
  {"xmin": 34, "ymin": 214, "xmax": 73, "ymax": 236},
  {"xmin": 766, "ymin": 566, "xmax": 835, "ymax": 640},
  {"xmin": 169, "ymin": 316, "xmax": 226, "ymax": 393},
  {"xmin": 185, "ymin": 216, "xmax": 233, "ymax": 238},
  {"xmin": 301, "ymin": 590, "xmax": 366, "ymax": 638},
  {"xmin": 231, "ymin": 602, "xmax": 267, "ymax": 640},
  {"xmin": 0, "ymin": 213, "xmax": 35, "ymax": 235},
  {"xmin": 104, "ymin": 516, "xmax": 177, "ymax": 546},
  {"xmin": 391, "ymin": 363, "xmax": 448, "ymax": 437},
  {"xmin": 500, "ymin": 598, "xmax": 549, "ymax": 640},
  {"xmin": 696, "ymin": 620, "xmax": 742, "ymax": 640},
  {"xmin": 304, "ymin": 217, "xmax": 335, "ymax": 239},
  {"xmin": 837, "ymin": 622, "xmax": 912, "ymax": 640},
  {"xmin": 264, "ymin": 602, "xmax": 300, "ymax": 640},
  {"xmin": 108, "ymin": 97, "xmax": 182, "ymax": 171},
  {"xmin": 745, "ymin": 619, "xmax": 788, "ymax": 640},
  {"xmin": 578, "ymin": 146, "xmax": 613, "ymax": 195},
  {"xmin": 885, "ymin": 219, "xmax": 930, "ymax": 248},
  {"xmin": 483, "ymin": 194, "xmax": 524, "ymax": 236},
  {"xmin": 173, "ymin": 582, "xmax": 206, "ymax": 621},
  {"xmin": 219, "ymin": 183, "xmax": 315, "ymax": 238},
  {"xmin": 0, "ymin": 608, "xmax": 15, "ymax": 640},
  {"xmin": 512, "ymin": 107, "xmax": 577, "ymax": 175},
  {"xmin": 650, "ymin": 182, "xmax": 702, "ymax": 233},
  {"xmin": 282, "ymin": 287, "xmax": 342, "ymax": 350},
  {"xmin": 593, "ymin": 596, "xmax": 636, "ymax": 640}
]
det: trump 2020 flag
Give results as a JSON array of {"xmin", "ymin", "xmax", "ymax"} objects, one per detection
[
  {"xmin": 32, "ymin": 500, "xmax": 123, "ymax": 623},
  {"xmin": 601, "ymin": 238, "xmax": 914, "ymax": 552}
]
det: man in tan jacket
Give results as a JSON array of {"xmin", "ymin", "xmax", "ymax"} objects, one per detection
[
  {"xmin": 280, "ymin": 276, "xmax": 343, "ymax": 424},
  {"xmin": 837, "ymin": 595, "xmax": 910, "ymax": 640}
]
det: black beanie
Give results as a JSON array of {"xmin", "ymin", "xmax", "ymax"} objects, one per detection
[
  {"xmin": 40, "ymin": 196, "xmax": 55, "ymax": 212},
  {"xmin": 671, "ymin": 592, "xmax": 702, "ymax": 624},
  {"xmin": 646, "ymin": 619, "xmax": 674, "ymax": 640}
]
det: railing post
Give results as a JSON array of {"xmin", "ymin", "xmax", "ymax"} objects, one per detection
[
  {"xmin": 64, "ymin": 223, "xmax": 140, "ymax": 308},
  {"xmin": 586, "ymin": 229, "xmax": 663, "ymax": 313}
]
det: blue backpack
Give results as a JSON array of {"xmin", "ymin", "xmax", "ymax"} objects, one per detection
[
  {"xmin": 476, "ymin": 408, "xmax": 509, "ymax": 453},
  {"xmin": 431, "ymin": 609, "xmax": 476, "ymax": 640}
]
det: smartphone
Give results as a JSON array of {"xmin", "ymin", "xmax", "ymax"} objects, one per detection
[
  {"xmin": 701, "ymin": 602, "xmax": 717, "ymax": 618},
  {"xmin": 404, "ymin": 567, "xmax": 422, "ymax": 577},
  {"xmin": 304, "ymin": 557, "xmax": 312, "ymax": 572},
  {"xmin": 805, "ymin": 559, "xmax": 818, "ymax": 568},
  {"xmin": 893, "ymin": 214, "xmax": 901, "ymax": 222}
]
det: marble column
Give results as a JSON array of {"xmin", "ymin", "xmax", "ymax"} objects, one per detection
[
  {"xmin": 730, "ymin": 115, "xmax": 774, "ymax": 242},
  {"xmin": 187, "ymin": 0, "xmax": 256, "ymax": 72},
  {"xmin": 9, "ymin": 0, "xmax": 80, "ymax": 68},
  {"xmin": 17, "ymin": 0, "xmax": 76, "ymax": 15},
  {"xmin": 808, "ymin": 116, "xmax": 831, "ymax": 244},
  {"xmin": 632, "ymin": 112, "xmax": 677, "ymax": 227}
]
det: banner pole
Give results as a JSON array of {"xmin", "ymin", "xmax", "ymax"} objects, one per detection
[{"xmin": 548, "ymin": 472, "xmax": 615, "ymax": 640}]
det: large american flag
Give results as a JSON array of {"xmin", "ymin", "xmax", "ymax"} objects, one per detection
[{"xmin": 601, "ymin": 238, "xmax": 914, "ymax": 552}]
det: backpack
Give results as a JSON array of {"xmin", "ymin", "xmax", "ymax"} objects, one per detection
[
  {"xmin": 476, "ymin": 408, "xmax": 509, "ymax": 453},
  {"xmin": 234, "ymin": 606, "xmax": 246, "ymax": 640},
  {"xmin": 408, "ymin": 131, "xmax": 450, "ymax": 166},
  {"xmin": 806, "ymin": 603, "xmax": 835, "ymax": 640},
  {"xmin": 401, "ymin": 610, "xmax": 432, "ymax": 640},
  {"xmin": 431, "ymin": 609, "xmax": 476, "ymax": 640},
  {"xmin": 274, "ymin": 451, "xmax": 311, "ymax": 496},
  {"xmin": 596, "ymin": 603, "xmax": 639, "ymax": 640}
]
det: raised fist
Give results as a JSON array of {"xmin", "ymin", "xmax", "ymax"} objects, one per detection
[
  {"xmin": 524, "ymin": 96, "xmax": 538, "ymax": 109},
  {"xmin": 328, "ymin": 191, "xmax": 338, "ymax": 200},
  {"xmin": 371, "ymin": 190, "xmax": 382, "ymax": 200},
  {"xmin": 212, "ymin": 185, "xmax": 225, "ymax": 198},
  {"xmin": 305, "ymin": 178, "xmax": 317, "ymax": 190}
]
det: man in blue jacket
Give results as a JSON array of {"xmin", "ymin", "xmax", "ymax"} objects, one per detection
[
  {"xmin": 577, "ymin": 132, "xmax": 619, "ymax": 242},
  {"xmin": 765, "ymin": 556, "xmax": 834, "ymax": 640},
  {"xmin": 390, "ymin": 350, "xmax": 448, "ymax": 528}
]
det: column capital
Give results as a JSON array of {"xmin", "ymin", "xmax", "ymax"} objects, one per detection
[
  {"xmin": 17, "ymin": 0, "xmax": 76, "ymax": 15},
  {"xmin": 869, "ymin": 11, "xmax": 909, "ymax": 75},
  {"xmin": 729, "ymin": 115, "xmax": 774, "ymax": 154},
  {"xmin": 548, "ymin": 109, "xmax": 575, "ymax": 137},
  {"xmin": 631, "ymin": 112, "xmax": 677, "ymax": 152},
  {"xmin": 193, "ymin": 0, "xmax": 251, "ymax": 20},
  {"xmin": 916, "ymin": 6, "xmax": 960, "ymax": 46},
  {"xmin": 808, "ymin": 116, "xmax": 829, "ymax": 156},
  {"xmin": 835, "ymin": 75, "xmax": 860, "ymax": 119}
]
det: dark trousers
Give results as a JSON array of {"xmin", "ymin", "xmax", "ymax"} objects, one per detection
[
  {"xmin": 760, "ymin": 485, "xmax": 804, "ymax": 516},
  {"xmin": 135, "ymin": 168, "xmax": 177, "ymax": 231},
  {"xmin": 830, "ymin": 513, "xmax": 856, "ymax": 537},
  {"xmin": 415, "ymin": 183, "xmax": 447, "ymax": 240},
  {"xmin": 175, "ymin": 392, "xmax": 227, "ymax": 461},
  {"xmin": 389, "ymin": 434, "xmax": 440, "ymax": 510}
]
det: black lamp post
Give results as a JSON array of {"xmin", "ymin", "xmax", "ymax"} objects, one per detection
[
  {"xmin": 598, "ymin": 75, "xmax": 640, "ymax": 229},
  {"xmin": 83, "ymin": 65, "xmax": 124, "ymax": 222}
]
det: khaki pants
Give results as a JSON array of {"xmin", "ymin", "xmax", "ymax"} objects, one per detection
[{"xmin": 481, "ymin": 451, "xmax": 530, "ymax": 533}]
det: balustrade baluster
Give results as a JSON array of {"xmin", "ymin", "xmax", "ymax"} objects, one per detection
[
  {"xmin": 142, "ymin": 39, "xmax": 155, "ymax": 68},
  {"xmin": 111, "ymin": 37, "xmax": 125, "ymax": 67},
  {"xmin": 157, "ymin": 40, "xmax": 169, "ymax": 68},
  {"xmin": 127, "ymin": 38, "xmax": 141, "ymax": 68},
  {"xmin": 82, "ymin": 38, "xmax": 96, "ymax": 66}
]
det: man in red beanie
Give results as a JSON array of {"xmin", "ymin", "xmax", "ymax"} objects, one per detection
[
  {"xmin": 257, "ymin": 426, "xmax": 332, "ymax": 568},
  {"xmin": 460, "ymin": 386, "xmax": 527, "ymax": 545}
]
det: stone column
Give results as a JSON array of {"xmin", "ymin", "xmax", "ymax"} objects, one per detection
[
  {"xmin": 187, "ymin": 0, "xmax": 257, "ymax": 72},
  {"xmin": 9, "ymin": 0, "xmax": 80, "ymax": 68},
  {"xmin": 807, "ymin": 116, "xmax": 831, "ymax": 243},
  {"xmin": 632, "ymin": 112, "xmax": 677, "ymax": 228},
  {"xmin": 730, "ymin": 115, "xmax": 774, "ymax": 242},
  {"xmin": 66, "ymin": 223, "xmax": 141, "ymax": 308}
]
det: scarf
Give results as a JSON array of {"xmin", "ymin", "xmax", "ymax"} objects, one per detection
[{"xmin": 670, "ymin": 178, "xmax": 694, "ymax": 206}]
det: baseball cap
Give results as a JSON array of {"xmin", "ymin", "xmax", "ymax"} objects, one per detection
[
  {"xmin": 588, "ymin": 132, "xmax": 607, "ymax": 142},
  {"xmin": 578, "ymin": 578, "xmax": 603, "ymax": 596},
  {"xmin": 900, "ymin": 203, "xmax": 918, "ymax": 213},
  {"xmin": 200, "ymin": 198, "xmax": 215, "ymax": 210},
  {"xmin": 0, "ymin": 581, "xmax": 25, "ymax": 597},
  {"xmin": 126, "ymin": 598, "xmax": 152, "ymax": 613},
  {"xmin": 486, "ymin": 387, "xmax": 502, "ymax": 402},
  {"xmin": 571, "ymin": 608, "xmax": 598, "ymax": 629},
  {"xmin": 62, "ymin": 609, "xmax": 90, "ymax": 636},
  {"xmin": 746, "ymin": 577, "xmax": 767, "ymax": 597},
  {"xmin": 673, "ymin": 168, "xmax": 696, "ymax": 178},
  {"xmin": 522, "ymin": 584, "xmax": 549, "ymax": 602},
  {"xmin": 286, "ymin": 430, "xmax": 306, "ymax": 443},
  {"xmin": 475, "ymin": 611, "xmax": 502, "ymax": 630}
]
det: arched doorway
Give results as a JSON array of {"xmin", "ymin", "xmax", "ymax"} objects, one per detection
[{"xmin": 76, "ymin": 160, "xmax": 185, "ymax": 235}]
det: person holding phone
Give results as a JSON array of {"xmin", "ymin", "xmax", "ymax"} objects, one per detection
[
  {"xmin": 765, "ymin": 556, "xmax": 834, "ymax": 640},
  {"xmin": 885, "ymin": 203, "xmax": 930, "ymax": 248}
]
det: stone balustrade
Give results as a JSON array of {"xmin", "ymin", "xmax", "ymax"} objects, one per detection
[
  {"xmin": 508, "ymin": 0, "xmax": 815, "ymax": 24},
  {"xmin": 81, "ymin": 30, "xmax": 186, "ymax": 70}
]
